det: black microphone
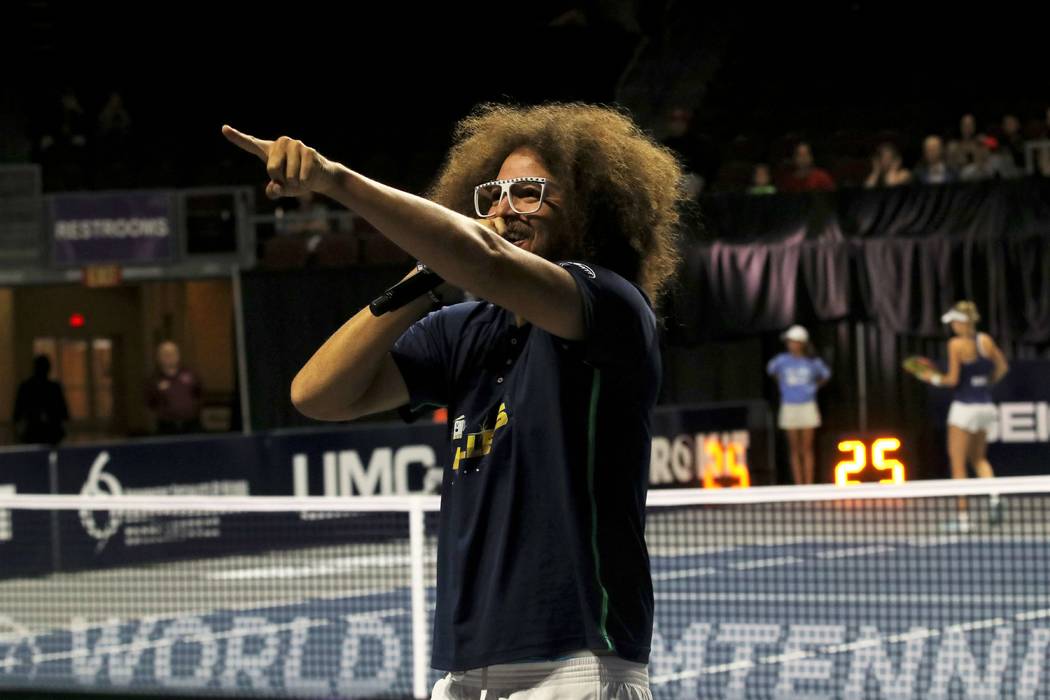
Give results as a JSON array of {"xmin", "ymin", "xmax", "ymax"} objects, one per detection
[{"xmin": 369, "ymin": 264, "xmax": 444, "ymax": 316}]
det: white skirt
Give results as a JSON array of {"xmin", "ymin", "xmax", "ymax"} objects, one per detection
[
  {"xmin": 778, "ymin": 401, "xmax": 821, "ymax": 430},
  {"xmin": 947, "ymin": 401, "xmax": 997, "ymax": 434}
]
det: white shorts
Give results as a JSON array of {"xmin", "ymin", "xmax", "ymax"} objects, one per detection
[
  {"xmin": 947, "ymin": 401, "xmax": 997, "ymax": 434},
  {"xmin": 431, "ymin": 652, "xmax": 650, "ymax": 700},
  {"xmin": 778, "ymin": 401, "xmax": 821, "ymax": 430}
]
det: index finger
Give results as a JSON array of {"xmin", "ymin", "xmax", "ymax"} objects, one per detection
[{"xmin": 222, "ymin": 125, "xmax": 271, "ymax": 161}]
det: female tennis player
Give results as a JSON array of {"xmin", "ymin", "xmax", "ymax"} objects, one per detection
[{"xmin": 914, "ymin": 301, "xmax": 1010, "ymax": 531}]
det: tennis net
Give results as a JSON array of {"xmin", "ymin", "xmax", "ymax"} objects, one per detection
[{"xmin": 1, "ymin": 476, "xmax": 1049, "ymax": 699}]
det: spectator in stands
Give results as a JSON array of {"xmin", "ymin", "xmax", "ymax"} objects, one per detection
[
  {"xmin": 13, "ymin": 355, "xmax": 69, "ymax": 445},
  {"xmin": 913, "ymin": 136, "xmax": 957, "ymax": 185},
  {"xmin": 39, "ymin": 88, "xmax": 88, "ymax": 153},
  {"xmin": 145, "ymin": 341, "xmax": 203, "ymax": 435},
  {"xmin": 1039, "ymin": 147, "xmax": 1050, "ymax": 178},
  {"xmin": 958, "ymin": 136, "xmax": 1018, "ymax": 181},
  {"xmin": 98, "ymin": 91, "xmax": 132, "ymax": 137},
  {"xmin": 864, "ymin": 142, "xmax": 912, "ymax": 189},
  {"xmin": 949, "ymin": 113, "xmax": 984, "ymax": 171},
  {"xmin": 748, "ymin": 163, "xmax": 777, "ymax": 195},
  {"xmin": 38, "ymin": 88, "xmax": 89, "ymax": 190},
  {"xmin": 661, "ymin": 106, "xmax": 706, "ymax": 198},
  {"xmin": 1037, "ymin": 107, "xmax": 1050, "ymax": 177},
  {"xmin": 778, "ymin": 141, "xmax": 835, "ymax": 193},
  {"xmin": 999, "ymin": 114, "xmax": 1025, "ymax": 171},
  {"xmin": 95, "ymin": 91, "xmax": 134, "ymax": 188},
  {"xmin": 958, "ymin": 139, "xmax": 993, "ymax": 181}
]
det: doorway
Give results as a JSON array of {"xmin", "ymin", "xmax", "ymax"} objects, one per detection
[{"xmin": 31, "ymin": 336, "xmax": 121, "ymax": 443}]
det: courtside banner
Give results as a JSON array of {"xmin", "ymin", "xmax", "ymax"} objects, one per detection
[
  {"xmin": 650, "ymin": 401, "xmax": 774, "ymax": 488},
  {"xmin": 985, "ymin": 360, "xmax": 1050, "ymax": 475},
  {"xmin": 50, "ymin": 191, "xmax": 176, "ymax": 265},
  {"xmin": 52, "ymin": 435, "xmax": 261, "ymax": 571},
  {"xmin": 0, "ymin": 446, "xmax": 53, "ymax": 576},
  {"xmin": 928, "ymin": 360, "xmax": 1050, "ymax": 477},
  {"xmin": 262, "ymin": 422, "xmax": 445, "ymax": 498}
]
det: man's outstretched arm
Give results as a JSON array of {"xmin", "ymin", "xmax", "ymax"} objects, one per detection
[
  {"xmin": 223, "ymin": 127, "xmax": 585, "ymax": 420},
  {"xmin": 223, "ymin": 127, "xmax": 583, "ymax": 338}
]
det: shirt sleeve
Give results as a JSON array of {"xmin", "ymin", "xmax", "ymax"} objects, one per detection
[
  {"xmin": 814, "ymin": 358, "xmax": 831, "ymax": 381},
  {"xmin": 559, "ymin": 261, "xmax": 657, "ymax": 367},
  {"xmin": 767, "ymin": 355, "xmax": 782, "ymax": 377},
  {"xmin": 390, "ymin": 309, "xmax": 452, "ymax": 414}
]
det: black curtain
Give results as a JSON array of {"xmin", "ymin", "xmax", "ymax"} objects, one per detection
[
  {"xmin": 669, "ymin": 178, "xmax": 1050, "ymax": 344},
  {"xmin": 240, "ymin": 266, "xmax": 410, "ymax": 431}
]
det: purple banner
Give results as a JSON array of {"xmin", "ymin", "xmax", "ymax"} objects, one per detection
[{"xmin": 50, "ymin": 191, "xmax": 176, "ymax": 265}]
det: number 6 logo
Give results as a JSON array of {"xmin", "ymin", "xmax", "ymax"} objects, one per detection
[{"xmin": 835, "ymin": 438, "xmax": 905, "ymax": 486}]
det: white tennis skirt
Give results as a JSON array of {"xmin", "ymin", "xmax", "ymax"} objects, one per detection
[
  {"xmin": 947, "ymin": 401, "xmax": 997, "ymax": 434},
  {"xmin": 778, "ymin": 401, "xmax": 821, "ymax": 430}
]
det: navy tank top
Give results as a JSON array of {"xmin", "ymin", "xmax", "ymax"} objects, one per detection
[{"xmin": 954, "ymin": 334, "xmax": 995, "ymax": 404}]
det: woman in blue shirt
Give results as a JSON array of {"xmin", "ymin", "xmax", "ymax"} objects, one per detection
[
  {"xmin": 915, "ymin": 301, "xmax": 1010, "ymax": 531},
  {"xmin": 767, "ymin": 325, "xmax": 832, "ymax": 485}
]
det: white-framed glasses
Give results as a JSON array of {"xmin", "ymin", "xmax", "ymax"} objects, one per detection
[{"xmin": 473, "ymin": 177, "xmax": 548, "ymax": 218}]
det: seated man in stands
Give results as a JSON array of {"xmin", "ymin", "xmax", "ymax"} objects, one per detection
[
  {"xmin": 778, "ymin": 141, "xmax": 835, "ymax": 193},
  {"xmin": 913, "ymin": 136, "xmax": 957, "ymax": 185}
]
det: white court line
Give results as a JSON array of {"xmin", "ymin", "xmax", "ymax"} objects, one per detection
[
  {"xmin": 904, "ymin": 535, "xmax": 1042, "ymax": 546},
  {"xmin": 822, "ymin": 627, "xmax": 938, "ymax": 655},
  {"xmin": 815, "ymin": 545, "xmax": 895, "ymax": 559},
  {"xmin": 948, "ymin": 617, "xmax": 1007, "ymax": 633},
  {"xmin": 208, "ymin": 553, "xmax": 436, "ymax": 581},
  {"xmin": 656, "ymin": 591, "xmax": 1050, "ymax": 605},
  {"xmin": 652, "ymin": 567, "xmax": 717, "ymax": 581},
  {"xmin": 729, "ymin": 556, "xmax": 804, "ymax": 570},
  {"xmin": 649, "ymin": 545, "xmax": 737, "ymax": 557},
  {"xmin": 1016, "ymin": 608, "xmax": 1050, "ymax": 621}
]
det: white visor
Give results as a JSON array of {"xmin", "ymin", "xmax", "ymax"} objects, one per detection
[{"xmin": 941, "ymin": 309, "xmax": 971, "ymax": 324}]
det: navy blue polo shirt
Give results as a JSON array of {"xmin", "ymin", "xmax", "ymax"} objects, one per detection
[{"xmin": 390, "ymin": 261, "xmax": 659, "ymax": 672}]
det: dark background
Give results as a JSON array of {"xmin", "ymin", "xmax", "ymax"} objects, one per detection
[{"xmin": 3, "ymin": 1, "xmax": 1047, "ymax": 194}]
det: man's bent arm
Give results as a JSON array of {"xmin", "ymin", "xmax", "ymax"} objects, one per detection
[{"xmin": 290, "ymin": 291, "xmax": 430, "ymax": 421}]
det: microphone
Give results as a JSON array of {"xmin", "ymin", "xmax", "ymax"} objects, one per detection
[{"xmin": 369, "ymin": 264, "xmax": 444, "ymax": 316}]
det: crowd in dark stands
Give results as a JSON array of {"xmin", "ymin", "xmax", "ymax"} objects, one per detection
[
  {"xmin": 28, "ymin": 88, "xmax": 138, "ymax": 192},
  {"xmin": 662, "ymin": 107, "xmax": 1050, "ymax": 195},
  {"xmin": 13, "ymin": 89, "xmax": 1050, "ymax": 217}
]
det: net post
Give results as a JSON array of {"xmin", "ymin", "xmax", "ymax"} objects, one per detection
[
  {"xmin": 409, "ymin": 497, "xmax": 429, "ymax": 699},
  {"xmin": 47, "ymin": 449, "xmax": 62, "ymax": 572}
]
